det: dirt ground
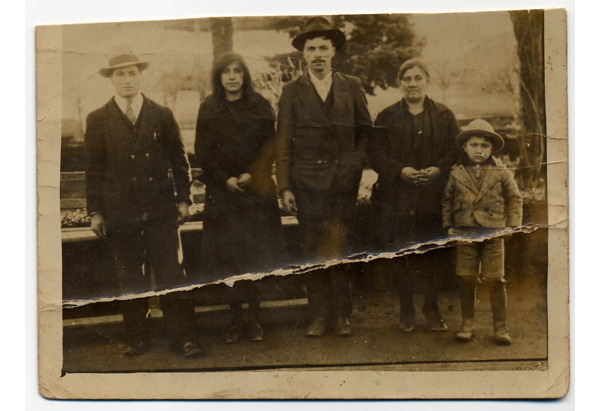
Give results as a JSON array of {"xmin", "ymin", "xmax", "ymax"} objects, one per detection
[{"xmin": 62, "ymin": 272, "xmax": 547, "ymax": 373}]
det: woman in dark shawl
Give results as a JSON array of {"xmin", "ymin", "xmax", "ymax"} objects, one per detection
[
  {"xmin": 195, "ymin": 51, "xmax": 286, "ymax": 343},
  {"xmin": 368, "ymin": 59, "xmax": 461, "ymax": 332}
]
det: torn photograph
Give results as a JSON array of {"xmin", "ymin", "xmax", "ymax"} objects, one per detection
[{"xmin": 36, "ymin": 8, "xmax": 569, "ymax": 399}]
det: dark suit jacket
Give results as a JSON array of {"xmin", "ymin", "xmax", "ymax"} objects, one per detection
[
  {"xmin": 84, "ymin": 95, "xmax": 191, "ymax": 224},
  {"xmin": 275, "ymin": 71, "xmax": 372, "ymax": 193}
]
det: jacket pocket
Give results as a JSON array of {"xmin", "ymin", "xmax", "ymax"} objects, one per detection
[{"xmin": 490, "ymin": 200, "xmax": 505, "ymax": 214}]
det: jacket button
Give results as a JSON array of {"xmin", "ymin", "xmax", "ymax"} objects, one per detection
[
  {"xmin": 145, "ymin": 153, "xmax": 150, "ymax": 157},
  {"xmin": 132, "ymin": 178, "xmax": 137, "ymax": 182},
  {"xmin": 334, "ymin": 159, "xmax": 339, "ymax": 164},
  {"xmin": 410, "ymin": 210, "xmax": 415, "ymax": 216},
  {"xmin": 149, "ymin": 178, "xmax": 153, "ymax": 182},
  {"xmin": 317, "ymin": 160, "xmax": 322, "ymax": 164},
  {"xmin": 131, "ymin": 155, "xmax": 135, "ymax": 159}
]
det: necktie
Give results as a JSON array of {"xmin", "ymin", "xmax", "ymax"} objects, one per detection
[{"xmin": 125, "ymin": 99, "xmax": 136, "ymax": 124}]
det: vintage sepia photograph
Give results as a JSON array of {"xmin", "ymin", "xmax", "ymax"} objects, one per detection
[{"xmin": 36, "ymin": 7, "xmax": 569, "ymax": 399}]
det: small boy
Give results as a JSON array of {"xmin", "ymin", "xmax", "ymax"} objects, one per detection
[{"xmin": 442, "ymin": 119, "xmax": 523, "ymax": 345}]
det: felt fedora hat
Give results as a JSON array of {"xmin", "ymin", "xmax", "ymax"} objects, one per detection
[
  {"xmin": 456, "ymin": 119, "xmax": 505, "ymax": 152},
  {"xmin": 292, "ymin": 17, "xmax": 346, "ymax": 51},
  {"xmin": 99, "ymin": 54, "xmax": 150, "ymax": 78}
]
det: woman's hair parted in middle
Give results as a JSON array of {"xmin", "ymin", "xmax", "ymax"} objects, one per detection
[
  {"xmin": 397, "ymin": 58, "xmax": 431, "ymax": 82},
  {"xmin": 211, "ymin": 51, "xmax": 255, "ymax": 104}
]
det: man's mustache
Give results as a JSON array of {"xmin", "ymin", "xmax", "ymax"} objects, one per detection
[{"xmin": 312, "ymin": 59, "xmax": 325, "ymax": 63}]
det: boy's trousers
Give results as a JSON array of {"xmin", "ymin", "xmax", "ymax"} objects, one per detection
[
  {"xmin": 453, "ymin": 228, "xmax": 507, "ymax": 326},
  {"xmin": 454, "ymin": 228, "xmax": 504, "ymax": 280}
]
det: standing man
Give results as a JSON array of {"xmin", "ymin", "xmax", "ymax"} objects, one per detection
[
  {"xmin": 85, "ymin": 53, "xmax": 202, "ymax": 357},
  {"xmin": 276, "ymin": 17, "xmax": 372, "ymax": 337}
]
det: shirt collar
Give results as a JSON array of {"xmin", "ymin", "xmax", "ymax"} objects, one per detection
[
  {"xmin": 308, "ymin": 69, "xmax": 333, "ymax": 87},
  {"xmin": 114, "ymin": 93, "xmax": 144, "ymax": 118}
]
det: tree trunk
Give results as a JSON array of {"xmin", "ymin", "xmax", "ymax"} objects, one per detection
[
  {"xmin": 509, "ymin": 9, "xmax": 546, "ymax": 196},
  {"xmin": 210, "ymin": 17, "xmax": 234, "ymax": 61}
]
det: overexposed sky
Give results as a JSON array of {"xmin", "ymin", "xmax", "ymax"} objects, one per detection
[
  {"xmin": 413, "ymin": 11, "xmax": 515, "ymax": 63},
  {"xmin": 61, "ymin": 21, "xmax": 290, "ymax": 122}
]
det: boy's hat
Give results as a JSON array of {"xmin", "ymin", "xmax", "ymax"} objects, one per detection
[
  {"xmin": 292, "ymin": 17, "xmax": 346, "ymax": 51},
  {"xmin": 456, "ymin": 119, "xmax": 505, "ymax": 152},
  {"xmin": 99, "ymin": 53, "xmax": 149, "ymax": 78}
]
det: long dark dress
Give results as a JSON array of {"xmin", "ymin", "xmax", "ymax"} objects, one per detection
[
  {"xmin": 194, "ymin": 92, "xmax": 287, "ymax": 310},
  {"xmin": 368, "ymin": 96, "xmax": 461, "ymax": 325}
]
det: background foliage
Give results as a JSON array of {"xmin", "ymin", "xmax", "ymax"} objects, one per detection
[{"xmin": 264, "ymin": 14, "xmax": 425, "ymax": 95}]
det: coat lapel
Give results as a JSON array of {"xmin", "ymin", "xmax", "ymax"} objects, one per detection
[
  {"xmin": 297, "ymin": 72, "xmax": 335, "ymax": 132},
  {"xmin": 328, "ymin": 73, "xmax": 349, "ymax": 128},
  {"xmin": 452, "ymin": 164, "xmax": 480, "ymax": 195},
  {"xmin": 106, "ymin": 98, "xmax": 135, "ymax": 150},
  {"xmin": 474, "ymin": 166, "xmax": 503, "ymax": 203},
  {"xmin": 133, "ymin": 96, "xmax": 158, "ymax": 151}
]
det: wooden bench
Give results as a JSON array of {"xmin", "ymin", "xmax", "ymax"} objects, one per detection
[{"xmin": 60, "ymin": 169, "xmax": 207, "ymax": 210}]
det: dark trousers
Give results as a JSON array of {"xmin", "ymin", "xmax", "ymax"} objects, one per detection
[
  {"xmin": 305, "ymin": 266, "xmax": 352, "ymax": 320},
  {"xmin": 107, "ymin": 214, "xmax": 197, "ymax": 345},
  {"xmin": 295, "ymin": 188, "xmax": 356, "ymax": 319},
  {"xmin": 227, "ymin": 280, "xmax": 261, "ymax": 324},
  {"xmin": 454, "ymin": 232, "xmax": 507, "ymax": 327},
  {"xmin": 394, "ymin": 250, "xmax": 444, "ymax": 323}
]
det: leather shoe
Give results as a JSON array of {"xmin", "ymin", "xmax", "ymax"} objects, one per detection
[
  {"xmin": 248, "ymin": 323, "xmax": 264, "ymax": 342},
  {"xmin": 456, "ymin": 320, "xmax": 475, "ymax": 342},
  {"xmin": 494, "ymin": 322, "xmax": 512, "ymax": 345},
  {"xmin": 225, "ymin": 323, "xmax": 243, "ymax": 343},
  {"xmin": 181, "ymin": 340, "xmax": 204, "ymax": 357},
  {"xmin": 427, "ymin": 318, "xmax": 448, "ymax": 332},
  {"xmin": 495, "ymin": 331, "xmax": 512, "ymax": 345},
  {"xmin": 306, "ymin": 317, "xmax": 326, "ymax": 337},
  {"xmin": 123, "ymin": 340, "xmax": 150, "ymax": 356},
  {"xmin": 334, "ymin": 316, "xmax": 353, "ymax": 336},
  {"xmin": 399, "ymin": 315, "xmax": 415, "ymax": 333},
  {"xmin": 399, "ymin": 321, "xmax": 415, "ymax": 333}
]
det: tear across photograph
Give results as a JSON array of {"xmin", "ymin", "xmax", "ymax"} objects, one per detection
[{"xmin": 36, "ymin": 8, "xmax": 569, "ymax": 399}]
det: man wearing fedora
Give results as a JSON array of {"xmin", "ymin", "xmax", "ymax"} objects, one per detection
[
  {"xmin": 85, "ymin": 53, "xmax": 202, "ymax": 357},
  {"xmin": 276, "ymin": 17, "xmax": 372, "ymax": 337}
]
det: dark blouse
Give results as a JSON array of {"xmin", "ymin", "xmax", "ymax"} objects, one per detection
[
  {"xmin": 195, "ymin": 92, "xmax": 277, "ymax": 199},
  {"xmin": 194, "ymin": 91, "xmax": 286, "ymax": 279},
  {"xmin": 368, "ymin": 96, "xmax": 461, "ymax": 245}
]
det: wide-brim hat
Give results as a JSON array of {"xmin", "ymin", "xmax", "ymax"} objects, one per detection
[
  {"xmin": 292, "ymin": 17, "xmax": 346, "ymax": 51},
  {"xmin": 456, "ymin": 119, "xmax": 505, "ymax": 152},
  {"xmin": 99, "ymin": 54, "xmax": 150, "ymax": 77}
]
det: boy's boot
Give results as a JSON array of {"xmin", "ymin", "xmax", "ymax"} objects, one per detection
[
  {"xmin": 398, "ymin": 263, "xmax": 416, "ymax": 333},
  {"xmin": 399, "ymin": 313, "xmax": 416, "ymax": 333},
  {"xmin": 456, "ymin": 277, "xmax": 477, "ymax": 342},
  {"xmin": 490, "ymin": 280, "xmax": 511, "ymax": 345},
  {"xmin": 226, "ymin": 303, "xmax": 245, "ymax": 343},
  {"xmin": 247, "ymin": 301, "xmax": 264, "ymax": 342}
]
